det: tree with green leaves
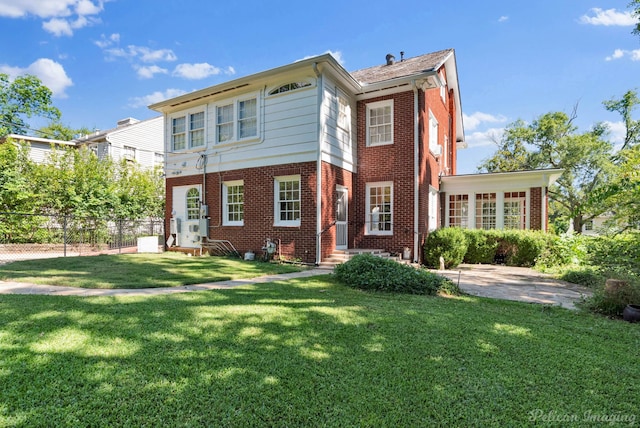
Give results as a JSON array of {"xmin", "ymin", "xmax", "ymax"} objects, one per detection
[
  {"xmin": 478, "ymin": 110, "xmax": 614, "ymax": 233},
  {"xmin": 631, "ymin": 0, "xmax": 640, "ymax": 37},
  {"xmin": 37, "ymin": 121, "xmax": 94, "ymax": 141},
  {"xmin": 0, "ymin": 74, "xmax": 61, "ymax": 138}
]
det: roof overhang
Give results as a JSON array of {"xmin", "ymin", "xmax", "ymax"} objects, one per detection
[
  {"xmin": 149, "ymin": 54, "xmax": 361, "ymax": 114},
  {"xmin": 2, "ymin": 134, "xmax": 76, "ymax": 146},
  {"xmin": 440, "ymin": 168, "xmax": 564, "ymax": 193}
]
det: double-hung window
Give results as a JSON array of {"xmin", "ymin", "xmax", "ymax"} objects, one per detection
[
  {"xmin": 366, "ymin": 100, "xmax": 393, "ymax": 146},
  {"xmin": 274, "ymin": 175, "xmax": 301, "ymax": 227},
  {"xmin": 216, "ymin": 95, "xmax": 258, "ymax": 144},
  {"xmin": 366, "ymin": 182, "xmax": 393, "ymax": 235},
  {"xmin": 172, "ymin": 111, "xmax": 205, "ymax": 151},
  {"xmin": 223, "ymin": 181, "xmax": 244, "ymax": 226},
  {"xmin": 429, "ymin": 111, "xmax": 439, "ymax": 153}
]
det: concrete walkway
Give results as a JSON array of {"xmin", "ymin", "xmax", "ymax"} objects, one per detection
[
  {"xmin": 438, "ymin": 264, "xmax": 592, "ymax": 310},
  {"xmin": 0, "ymin": 264, "xmax": 591, "ymax": 309}
]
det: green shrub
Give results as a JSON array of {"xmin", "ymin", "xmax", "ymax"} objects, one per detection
[
  {"xmin": 581, "ymin": 278, "xmax": 640, "ymax": 317},
  {"xmin": 334, "ymin": 253, "xmax": 452, "ymax": 295},
  {"xmin": 584, "ymin": 232, "xmax": 640, "ymax": 278},
  {"xmin": 462, "ymin": 229, "xmax": 499, "ymax": 264},
  {"xmin": 423, "ymin": 227, "xmax": 468, "ymax": 269},
  {"xmin": 560, "ymin": 267, "xmax": 606, "ymax": 289}
]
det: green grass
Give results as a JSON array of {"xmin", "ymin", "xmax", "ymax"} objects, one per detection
[
  {"xmin": 1, "ymin": 276, "xmax": 639, "ymax": 427},
  {"xmin": 0, "ymin": 253, "xmax": 302, "ymax": 288}
]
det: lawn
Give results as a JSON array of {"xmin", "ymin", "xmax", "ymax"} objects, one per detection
[
  {"xmin": 0, "ymin": 252, "xmax": 302, "ymax": 288},
  {"xmin": 1, "ymin": 273, "xmax": 639, "ymax": 426}
]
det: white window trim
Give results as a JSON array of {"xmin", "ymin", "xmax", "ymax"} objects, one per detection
[
  {"xmin": 428, "ymin": 186, "xmax": 438, "ymax": 232},
  {"xmin": 429, "ymin": 110, "xmax": 439, "ymax": 154},
  {"xmin": 170, "ymin": 107, "xmax": 206, "ymax": 152},
  {"xmin": 214, "ymin": 92, "xmax": 260, "ymax": 145},
  {"xmin": 365, "ymin": 181, "xmax": 393, "ymax": 236},
  {"xmin": 366, "ymin": 99, "xmax": 394, "ymax": 147},
  {"xmin": 222, "ymin": 180, "xmax": 244, "ymax": 226},
  {"xmin": 274, "ymin": 175, "xmax": 301, "ymax": 227},
  {"xmin": 267, "ymin": 79, "xmax": 315, "ymax": 97}
]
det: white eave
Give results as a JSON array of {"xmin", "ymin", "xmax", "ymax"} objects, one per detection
[{"xmin": 441, "ymin": 168, "xmax": 564, "ymax": 192}]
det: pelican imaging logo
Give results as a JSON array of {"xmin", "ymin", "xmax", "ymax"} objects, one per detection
[{"xmin": 528, "ymin": 409, "xmax": 636, "ymax": 426}]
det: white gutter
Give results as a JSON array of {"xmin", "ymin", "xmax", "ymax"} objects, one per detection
[
  {"xmin": 412, "ymin": 80, "xmax": 420, "ymax": 263},
  {"xmin": 313, "ymin": 63, "xmax": 323, "ymax": 265}
]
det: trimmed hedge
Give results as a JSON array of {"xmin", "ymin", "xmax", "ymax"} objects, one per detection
[
  {"xmin": 423, "ymin": 227, "xmax": 468, "ymax": 269},
  {"xmin": 334, "ymin": 253, "xmax": 454, "ymax": 295}
]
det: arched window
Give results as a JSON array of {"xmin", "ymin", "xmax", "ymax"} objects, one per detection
[
  {"xmin": 268, "ymin": 80, "xmax": 313, "ymax": 96},
  {"xmin": 186, "ymin": 188, "xmax": 200, "ymax": 220}
]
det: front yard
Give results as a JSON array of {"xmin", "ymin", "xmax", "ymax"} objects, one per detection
[{"xmin": 0, "ymin": 256, "xmax": 638, "ymax": 426}]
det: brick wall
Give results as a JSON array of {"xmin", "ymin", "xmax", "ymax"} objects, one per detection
[
  {"xmin": 530, "ymin": 187, "xmax": 543, "ymax": 230},
  {"xmin": 166, "ymin": 161, "xmax": 320, "ymax": 264}
]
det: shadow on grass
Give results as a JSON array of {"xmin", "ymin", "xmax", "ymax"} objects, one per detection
[
  {"xmin": 0, "ymin": 253, "xmax": 301, "ymax": 288},
  {"xmin": 0, "ymin": 276, "xmax": 638, "ymax": 426}
]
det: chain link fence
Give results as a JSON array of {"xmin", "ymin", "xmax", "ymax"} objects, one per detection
[{"xmin": 0, "ymin": 212, "xmax": 164, "ymax": 265}]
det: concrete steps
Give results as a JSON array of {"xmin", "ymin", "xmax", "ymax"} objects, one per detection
[{"xmin": 318, "ymin": 249, "xmax": 412, "ymax": 269}]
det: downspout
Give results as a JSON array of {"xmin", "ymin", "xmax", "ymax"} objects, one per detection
[
  {"xmin": 313, "ymin": 62, "xmax": 323, "ymax": 265},
  {"xmin": 412, "ymin": 81, "xmax": 420, "ymax": 263}
]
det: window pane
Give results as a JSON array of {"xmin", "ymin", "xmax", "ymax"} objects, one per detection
[
  {"xmin": 217, "ymin": 104, "xmax": 233, "ymax": 143},
  {"xmin": 172, "ymin": 117, "xmax": 186, "ymax": 150},
  {"xmin": 239, "ymin": 99, "xmax": 257, "ymax": 138},
  {"xmin": 190, "ymin": 112, "xmax": 205, "ymax": 147},
  {"xmin": 276, "ymin": 178, "xmax": 300, "ymax": 223},
  {"xmin": 186, "ymin": 188, "xmax": 200, "ymax": 220},
  {"xmin": 368, "ymin": 184, "xmax": 392, "ymax": 232},
  {"xmin": 225, "ymin": 183, "xmax": 244, "ymax": 223},
  {"xmin": 368, "ymin": 104, "xmax": 392, "ymax": 145}
]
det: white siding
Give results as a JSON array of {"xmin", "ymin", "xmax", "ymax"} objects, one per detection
[
  {"xmin": 165, "ymin": 82, "xmax": 320, "ymax": 176},
  {"xmin": 320, "ymin": 77, "xmax": 356, "ymax": 173},
  {"xmin": 107, "ymin": 116, "xmax": 163, "ymax": 169}
]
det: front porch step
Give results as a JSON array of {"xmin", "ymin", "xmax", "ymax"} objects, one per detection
[{"xmin": 319, "ymin": 249, "xmax": 412, "ymax": 269}]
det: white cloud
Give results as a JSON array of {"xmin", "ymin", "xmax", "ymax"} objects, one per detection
[
  {"xmin": 94, "ymin": 33, "xmax": 120, "ymax": 49},
  {"xmin": 136, "ymin": 65, "xmax": 168, "ymax": 79},
  {"xmin": 464, "ymin": 128, "xmax": 505, "ymax": 149},
  {"xmin": 298, "ymin": 50, "xmax": 344, "ymax": 65},
  {"xmin": 463, "ymin": 112, "xmax": 507, "ymax": 131},
  {"xmin": 606, "ymin": 48, "xmax": 640, "ymax": 61},
  {"xmin": 498, "ymin": 16, "xmax": 509, "ymax": 23},
  {"xmin": 173, "ymin": 63, "xmax": 222, "ymax": 80},
  {"xmin": 101, "ymin": 44, "xmax": 177, "ymax": 63},
  {"xmin": 579, "ymin": 8, "xmax": 636, "ymax": 26},
  {"xmin": 0, "ymin": 58, "xmax": 73, "ymax": 98},
  {"xmin": 128, "ymin": 89, "xmax": 187, "ymax": 108},
  {"xmin": 603, "ymin": 121, "xmax": 627, "ymax": 147},
  {"xmin": 0, "ymin": 0, "xmax": 106, "ymax": 36}
]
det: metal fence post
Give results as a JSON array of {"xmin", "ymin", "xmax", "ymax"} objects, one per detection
[
  {"xmin": 118, "ymin": 219, "xmax": 123, "ymax": 254},
  {"xmin": 63, "ymin": 216, "xmax": 68, "ymax": 257}
]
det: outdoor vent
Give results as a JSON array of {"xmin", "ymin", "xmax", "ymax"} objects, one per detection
[{"xmin": 386, "ymin": 53, "xmax": 395, "ymax": 65}]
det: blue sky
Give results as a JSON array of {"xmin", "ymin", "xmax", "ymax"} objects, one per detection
[{"xmin": 1, "ymin": 0, "xmax": 638, "ymax": 174}]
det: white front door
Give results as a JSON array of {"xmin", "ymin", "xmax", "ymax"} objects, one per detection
[
  {"xmin": 336, "ymin": 186, "xmax": 348, "ymax": 250},
  {"xmin": 172, "ymin": 185, "xmax": 202, "ymax": 248}
]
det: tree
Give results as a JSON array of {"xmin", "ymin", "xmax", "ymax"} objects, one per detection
[
  {"xmin": 38, "ymin": 121, "xmax": 93, "ymax": 141},
  {"xmin": 113, "ymin": 160, "xmax": 165, "ymax": 220},
  {"xmin": 478, "ymin": 110, "xmax": 614, "ymax": 233},
  {"xmin": 631, "ymin": 0, "xmax": 640, "ymax": 37},
  {"xmin": 0, "ymin": 74, "xmax": 61, "ymax": 138},
  {"xmin": 603, "ymin": 89, "xmax": 639, "ymax": 152}
]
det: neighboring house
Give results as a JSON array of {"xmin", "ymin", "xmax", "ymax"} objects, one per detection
[
  {"xmin": 0, "ymin": 134, "xmax": 76, "ymax": 163},
  {"xmin": 150, "ymin": 49, "xmax": 561, "ymax": 265},
  {"xmin": 73, "ymin": 116, "xmax": 164, "ymax": 169},
  {"xmin": 2, "ymin": 116, "xmax": 164, "ymax": 170}
]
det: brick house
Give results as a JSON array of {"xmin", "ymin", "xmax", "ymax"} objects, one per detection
[{"xmin": 150, "ymin": 49, "xmax": 561, "ymax": 265}]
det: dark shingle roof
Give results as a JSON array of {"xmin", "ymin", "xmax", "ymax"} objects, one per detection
[{"xmin": 350, "ymin": 49, "xmax": 453, "ymax": 84}]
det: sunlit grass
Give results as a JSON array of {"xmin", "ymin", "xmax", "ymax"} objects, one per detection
[
  {"xmin": 0, "ymin": 276, "xmax": 639, "ymax": 426},
  {"xmin": 0, "ymin": 252, "xmax": 301, "ymax": 288}
]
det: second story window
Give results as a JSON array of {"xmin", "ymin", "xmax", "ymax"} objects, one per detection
[
  {"xmin": 171, "ymin": 110, "xmax": 205, "ymax": 151},
  {"xmin": 123, "ymin": 145, "xmax": 136, "ymax": 161},
  {"xmin": 189, "ymin": 112, "xmax": 204, "ymax": 147},
  {"xmin": 366, "ymin": 100, "xmax": 393, "ymax": 146},
  {"xmin": 216, "ymin": 95, "xmax": 259, "ymax": 144},
  {"xmin": 172, "ymin": 117, "xmax": 186, "ymax": 150}
]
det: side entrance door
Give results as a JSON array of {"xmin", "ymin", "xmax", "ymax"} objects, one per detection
[{"xmin": 335, "ymin": 186, "xmax": 348, "ymax": 250}]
